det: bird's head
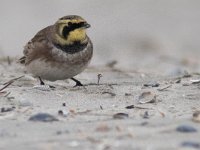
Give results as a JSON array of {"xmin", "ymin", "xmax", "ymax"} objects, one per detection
[{"xmin": 54, "ymin": 15, "xmax": 90, "ymax": 45}]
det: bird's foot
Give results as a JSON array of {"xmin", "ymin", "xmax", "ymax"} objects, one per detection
[
  {"xmin": 34, "ymin": 77, "xmax": 55, "ymax": 91},
  {"xmin": 33, "ymin": 84, "xmax": 55, "ymax": 91},
  {"xmin": 71, "ymin": 78, "xmax": 83, "ymax": 87}
]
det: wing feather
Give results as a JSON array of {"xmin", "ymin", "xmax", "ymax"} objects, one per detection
[{"xmin": 19, "ymin": 26, "xmax": 53, "ymax": 65}]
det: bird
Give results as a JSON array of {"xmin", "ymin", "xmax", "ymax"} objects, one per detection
[{"xmin": 19, "ymin": 15, "xmax": 93, "ymax": 87}]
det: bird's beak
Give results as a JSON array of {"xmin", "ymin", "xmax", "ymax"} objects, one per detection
[{"xmin": 83, "ymin": 23, "xmax": 91, "ymax": 28}]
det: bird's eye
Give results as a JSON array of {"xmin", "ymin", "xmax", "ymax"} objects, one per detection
[{"xmin": 68, "ymin": 22, "xmax": 72, "ymax": 26}]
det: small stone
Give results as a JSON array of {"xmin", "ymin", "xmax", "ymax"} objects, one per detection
[
  {"xmin": 175, "ymin": 79, "xmax": 181, "ymax": 83},
  {"xmin": 143, "ymin": 111, "xmax": 149, "ymax": 119},
  {"xmin": 100, "ymin": 105, "xmax": 103, "ymax": 110},
  {"xmin": 29, "ymin": 113, "xmax": 58, "ymax": 122},
  {"xmin": 138, "ymin": 91, "xmax": 156, "ymax": 104},
  {"xmin": 192, "ymin": 111, "xmax": 200, "ymax": 123},
  {"xmin": 181, "ymin": 141, "xmax": 200, "ymax": 149},
  {"xmin": 113, "ymin": 113, "xmax": 129, "ymax": 119},
  {"xmin": 62, "ymin": 103, "xmax": 66, "ymax": 106},
  {"xmin": 69, "ymin": 141, "xmax": 79, "ymax": 147},
  {"xmin": 19, "ymin": 99, "xmax": 33, "ymax": 107},
  {"xmin": 58, "ymin": 110, "xmax": 63, "ymax": 115},
  {"xmin": 125, "ymin": 105, "xmax": 135, "ymax": 109},
  {"xmin": 58, "ymin": 110, "xmax": 68, "ymax": 117},
  {"xmin": 176, "ymin": 125, "xmax": 197, "ymax": 133},
  {"xmin": 1, "ymin": 107, "xmax": 15, "ymax": 113},
  {"xmin": 125, "ymin": 93, "xmax": 132, "ymax": 96},
  {"xmin": 141, "ymin": 121, "xmax": 148, "ymax": 126},
  {"xmin": 56, "ymin": 131, "xmax": 62, "ymax": 135},
  {"xmin": 143, "ymin": 81, "xmax": 160, "ymax": 87}
]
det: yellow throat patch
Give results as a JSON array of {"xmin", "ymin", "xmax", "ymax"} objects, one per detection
[
  {"xmin": 56, "ymin": 28, "xmax": 86, "ymax": 45},
  {"xmin": 67, "ymin": 28, "xmax": 86, "ymax": 43}
]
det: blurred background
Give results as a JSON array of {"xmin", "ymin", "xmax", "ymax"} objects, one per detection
[{"xmin": 0, "ymin": 0, "xmax": 200, "ymax": 74}]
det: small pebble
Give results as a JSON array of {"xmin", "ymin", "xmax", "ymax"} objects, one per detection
[
  {"xmin": 143, "ymin": 81, "xmax": 160, "ymax": 87},
  {"xmin": 1, "ymin": 107, "xmax": 15, "ymax": 113},
  {"xmin": 141, "ymin": 121, "xmax": 148, "ymax": 126},
  {"xmin": 62, "ymin": 103, "xmax": 66, "ymax": 107},
  {"xmin": 125, "ymin": 93, "xmax": 131, "ymax": 96},
  {"xmin": 29, "ymin": 113, "xmax": 58, "ymax": 122},
  {"xmin": 181, "ymin": 141, "xmax": 200, "ymax": 149},
  {"xmin": 58, "ymin": 110, "xmax": 63, "ymax": 115},
  {"xmin": 100, "ymin": 105, "xmax": 103, "ymax": 110},
  {"xmin": 69, "ymin": 141, "xmax": 79, "ymax": 147},
  {"xmin": 113, "ymin": 113, "xmax": 129, "ymax": 119},
  {"xmin": 19, "ymin": 99, "xmax": 33, "ymax": 107},
  {"xmin": 176, "ymin": 125, "xmax": 197, "ymax": 133},
  {"xmin": 143, "ymin": 111, "xmax": 149, "ymax": 119},
  {"xmin": 138, "ymin": 91, "xmax": 156, "ymax": 104},
  {"xmin": 56, "ymin": 130, "xmax": 69, "ymax": 135},
  {"xmin": 175, "ymin": 79, "xmax": 181, "ymax": 83},
  {"xmin": 56, "ymin": 131, "xmax": 62, "ymax": 135},
  {"xmin": 193, "ymin": 111, "xmax": 200, "ymax": 123},
  {"xmin": 125, "ymin": 105, "xmax": 135, "ymax": 109},
  {"xmin": 58, "ymin": 110, "xmax": 68, "ymax": 117}
]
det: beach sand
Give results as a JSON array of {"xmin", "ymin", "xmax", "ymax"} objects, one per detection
[{"xmin": 0, "ymin": 57, "xmax": 200, "ymax": 150}]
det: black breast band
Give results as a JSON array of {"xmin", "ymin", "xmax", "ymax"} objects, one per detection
[{"xmin": 53, "ymin": 41, "xmax": 87, "ymax": 54}]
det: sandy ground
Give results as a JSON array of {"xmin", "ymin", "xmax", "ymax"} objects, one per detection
[{"xmin": 0, "ymin": 57, "xmax": 200, "ymax": 150}]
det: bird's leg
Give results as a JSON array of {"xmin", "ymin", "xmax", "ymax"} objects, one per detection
[
  {"xmin": 71, "ymin": 78, "xmax": 83, "ymax": 86},
  {"xmin": 35, "ymin": 77, "xmax": 55, "ymax": 90},
  {"xmin": 38, "ymin": 77, "xmax": 45, "ymax": 85}
]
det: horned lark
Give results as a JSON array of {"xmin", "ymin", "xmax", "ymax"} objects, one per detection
[{"xmin": 19, "ymin": 15, "xmax": 93, "ymax": 86}]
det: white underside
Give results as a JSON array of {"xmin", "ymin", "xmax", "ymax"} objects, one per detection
[
  {"xmin": 27, "ymin": 59, "xmax": 88, "ymax": 81},
  {"xmin": 26, "ymin": 46, "xmax": 92, "ymax": 81}
]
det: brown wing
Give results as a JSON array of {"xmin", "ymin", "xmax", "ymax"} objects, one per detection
[{"xmin": 19, "ymin": 26, "xmax": 53, "ymax": 65}]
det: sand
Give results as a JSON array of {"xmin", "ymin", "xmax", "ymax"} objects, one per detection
[{"xmin": 0, "ymin": 59, "xmax": 200, "ymax": 150}]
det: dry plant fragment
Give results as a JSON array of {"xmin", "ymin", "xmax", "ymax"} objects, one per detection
[
  {"xmin": 3, "ymin": 75, "xmax": 24, "ymax": 85},
  {"xmin": 0, "ymin": 75, "xmax": 24, "ymax": 92},
  {"xmin": 157, "ymin": 85, "xmax": 172, "ymax": 91},
  {"xmin": 0, "ymin": 82, "xmax": 13, "ymax": 92},
  {"xmin": 102, "ymin": 91, "xmax": 116, "ymax": 96},
  {"xmin": 97, "ymin": 73, "xmax": 102, "ymax": 85}
]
